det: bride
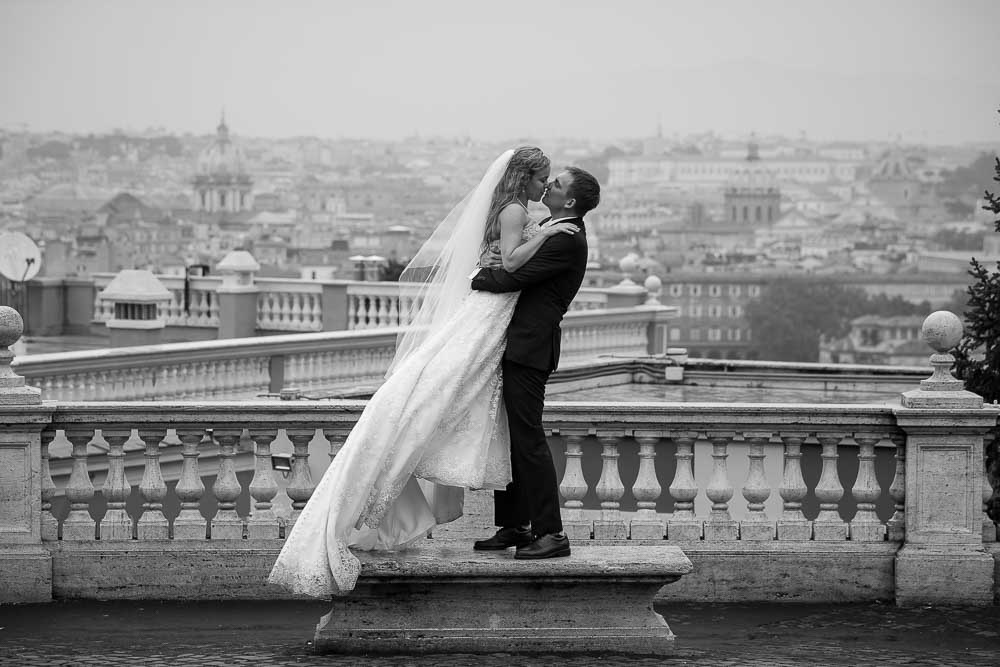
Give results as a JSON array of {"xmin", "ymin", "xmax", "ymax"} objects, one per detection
[{"xmin": 267, "ymin": 147, "xmax": 579, "ymax": 597}]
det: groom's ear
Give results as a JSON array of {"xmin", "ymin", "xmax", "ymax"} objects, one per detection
[{"xmin": 564, "ymin": 198, "xmax": 576, "ymax": 211}]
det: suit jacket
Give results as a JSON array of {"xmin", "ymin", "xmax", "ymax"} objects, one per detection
[{"xmin": 471, "ymin": 217, "xmax": 588, "ymax": 372}]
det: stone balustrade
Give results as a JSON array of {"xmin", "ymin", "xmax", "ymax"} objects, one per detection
[
  {"xmin": 17, "ymin": 306, "xmax": 671, "ymax": 401},
  {"xmin": 89, "ymin": 272, "xmax": 621, "ymax": 335},
  {"xmin": 2, "ymin": 306, "xmax": 998, "ymax": 609}
]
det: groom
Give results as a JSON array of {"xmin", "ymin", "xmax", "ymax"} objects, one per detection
[{"xmin": 470, "ymin": 166, "xmax": 600, "ymax": 559}]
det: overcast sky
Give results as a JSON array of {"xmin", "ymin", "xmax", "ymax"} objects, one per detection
[{"xmin": 2, "ymin": 0, "xmax": 999, "ymax": 143}]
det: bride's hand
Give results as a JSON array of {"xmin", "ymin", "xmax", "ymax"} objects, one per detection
[
  {"xmin": 479, "ymin": 247, "xmax": 503, "ymax": 268},
  {"xmin": 541, "ymin": 221, "xmax": 579, "ymax": 237}
]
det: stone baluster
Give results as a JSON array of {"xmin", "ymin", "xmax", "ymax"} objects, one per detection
[
  {"xmin": 558, "ymin": 433, "xmax": 593, "ymax": 540},
  {"xmin": 247, "ymin": 428, "xmax": 280, "ymax": 539},
  {"xmin": 813, "ymin": 432, "xmax": 848, "ymax": 541},
  {"xmin": 740, "ymin": 431, "xmax": 774, "ymax": 541},
  {"xmin": 983, "ymin": 433, "xmax": 996, "ymax": 543},
  {"xmin": 703, "ymin": 431, "xmax": 737, "ymax": 540},
  {"xmin": 62, "ymin": 428, "xmax": 97, "ymax": 541},
  {"xmin": 667, "ymin": 431, "xmax": 702, "ymax": 541},
  {"xmin": 324, "ymin": 429, "xmax": 347, "ymax": 464},
  {"xmin": 886, "ymin": 433, "xmax": 906, "ymax": 542},
  {"xmin": 211, "ymin": 428, "xmax": 245, "ymax": 539},
  {"xmin": 849, "ymin": 433, "xmax": 885, "ymax": 541},
  {"xmin": 630, "ymin": 433, "xmax": 664, "ymax": 540},
  {"xmin": 594, "ymin": 434, "xmax": 627, "ymax": 540},
  {"xmin": 136, "ymin": 428, "xmax": 169, "ymax": 539},
  {"xmin": 285, "ymin": 428, "xmax": 316, "ymax": 530},
  {"xmin": 100, "ymin": 428, "xmax": 134, "ymax": 540},
  {"xmin": 388, "ymin": 296, "xmax": 400, "ymax": 326},
  {"xmin": 347, "ymin": 295, "xmax": 358, "ymax": 329},
  {"xmin": 173, "ymin": 428, "xmax": 208, "ymax": 539},
  {"xmin": 39, "ymin": 429, "xmax": 59, "ymax": 541},
  {"xmin": 776, "ymin": 432, "xmax": 811, "ymax": 540}
]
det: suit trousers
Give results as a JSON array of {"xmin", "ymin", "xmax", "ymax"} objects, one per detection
[{"xmin": 493, "ymin": 358, "xmax": 563, "ymax": 536}]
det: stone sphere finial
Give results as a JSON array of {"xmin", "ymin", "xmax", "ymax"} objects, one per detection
[
  {"xmin": 922, "ymin": 310, "xmax": 963, "ymax": 353},
  {"xmin": 0, "ymin": 306, "xmax": 24, "ymax": 349},
  {"xmin": 643, "ymin": 275, "xmax": 662, "ymax": 292},
  {"xmin": 618, "ymin": 254, "xmax": 639, "ymax": 273}
]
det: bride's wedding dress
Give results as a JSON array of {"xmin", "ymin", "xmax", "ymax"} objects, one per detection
[{"xmin": 268, "ymin": 153, "xmax": 538, "ymax": 596}]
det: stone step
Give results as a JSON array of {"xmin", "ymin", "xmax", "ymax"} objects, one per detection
[{"xmin": 316, "ymin": 543, "xmax": 693, "ymax": 655}]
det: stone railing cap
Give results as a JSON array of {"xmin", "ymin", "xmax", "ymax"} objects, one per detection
[
  {"xmin": 216, "ymin": 250, "xmax": 260, "ymax": 273},
  {"xmin": 98, "ymin": 269, "xmax": 171, "ymax": 302}
]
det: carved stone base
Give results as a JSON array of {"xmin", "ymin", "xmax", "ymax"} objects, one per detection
[
  {"xmin": 629, "ymin": 519, "xmax": 665, "ymax": 540},
  {"xmin": 813, "ymin": 520, "xmax": 848, "ymax": 542},
  {"xmin": 100, "ymin": 509, "xmax": 133, "ymax": 541},
  {"xmin": 314, "ymin": 544, "xmax": 692, "ymax": 655},
  {"xmin": 0, "ymin": 545, "xmax": 52, "ymax": 603},
  {"xmin": 703, "ymin": 519, "xmax": 738, "ymax": 541},
  {"xmin": 210, "ymin": 511, "xmax": 244, "ymax": 540},
  {"xmin": 895, "ymin": 545, "xmax": 995, "ymax": 606},
  {"xmin": 137, "ymin": 514, "xmax": 169, "ymax": 540},
  {"xmin": 594, "ymin": 519, "xmax": 627, "ymax": 540},
  {"xmin": 667, "ymin": 520, "xmax": 703, "ymax": 541},
  {"xmin": 61, "ymin": 512, "xmax": 96, "ymax": 541},
  {"xmin": 562, "ymin": 519, "xmax": 593, "ymax": 541},
  {"xmin": 739, "ymin": 520, "xmax": 774, "ymax": 541},
  {"xmin": 849, "ymin": 520, "xmax": 886, "ymax": 542},
  {"xmin": 776, "ymin": 520, "xmax": 812, "ymax": 541}
]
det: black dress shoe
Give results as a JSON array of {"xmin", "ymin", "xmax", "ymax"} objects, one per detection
[
  {"xmin": 514, "ymin": 533, "xmax": 571, "ymax": 560},
  {"xmin": 473, "ymin": 526, "xmax": 533, "ymax": 551}
]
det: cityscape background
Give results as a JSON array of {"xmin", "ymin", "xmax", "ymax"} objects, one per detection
[{"xmin": 2, "ymin": 0, "xmax": 999, "ymax": 364}]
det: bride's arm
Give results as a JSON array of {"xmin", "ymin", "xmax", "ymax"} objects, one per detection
[{"xmin": 497, "ymin": 204, "xmax": 578, "ymax": 272}]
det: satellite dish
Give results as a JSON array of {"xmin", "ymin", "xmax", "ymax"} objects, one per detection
[{"xmin": 0, "ymin": 232, "xmax": 42, "ymax": 282}]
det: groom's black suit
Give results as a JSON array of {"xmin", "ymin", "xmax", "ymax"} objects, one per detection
[{"xmin": 471, "ymin": 217, "xmax": 588, "ymax": 536}]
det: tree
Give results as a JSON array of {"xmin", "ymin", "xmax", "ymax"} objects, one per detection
[
  {"xmin": 746, "ymin": 278, "xmax": 868, "ymax": 362},
  {"xmin": 950, "ymin": 110, "xmax": 1000, "ymax": 521}
]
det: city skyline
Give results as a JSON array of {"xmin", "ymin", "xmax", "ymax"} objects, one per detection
[{"xmin": 2, "ymin": 0, "xmax": 999, "ymax": 144}]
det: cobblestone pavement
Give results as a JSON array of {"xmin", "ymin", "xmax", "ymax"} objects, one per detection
[{"xmin": 1, "ymin": 599, "xmax": 997, "ymax": 666}]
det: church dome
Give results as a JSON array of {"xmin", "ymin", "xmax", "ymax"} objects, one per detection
[
  {"xmin": 726, "ymin": 137, "xmax": 777, "ymax": 192},
  {"xmin": 196, "ymin": 114, "xmax": 248, "ymax": 180}
]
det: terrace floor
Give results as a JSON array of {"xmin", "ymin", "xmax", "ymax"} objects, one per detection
[{"xmin": 1, "ymin": 598, "xmax": 997, "ymax": 666}]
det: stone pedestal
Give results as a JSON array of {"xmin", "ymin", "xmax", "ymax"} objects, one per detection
[
  {"xmin": 216, "ymin": 250, "xmax": 261, "ymax": 339},
  {"xmin": 313, "ymin": 544, "xmax": 692, "ymax": 655},
  {"xmin": 0, "ymin": 306, "xmax": 53, "ymax": 603},
  {"xmin": 892, "ymin": 311, "xmax": 998, "ymax": 606},
  {"xmin": 217, "ymin": 288, "xmax": 259, "ymax": 339}
]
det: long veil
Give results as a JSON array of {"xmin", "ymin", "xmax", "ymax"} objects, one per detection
[{"xmin": 385, "ymin": 149, "xmax": 514, "ymax": 377}]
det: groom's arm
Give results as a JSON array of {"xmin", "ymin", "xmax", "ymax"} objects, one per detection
[{"xmin": 472, "ymin": 234, "xmax": 574, "ymax": 293}]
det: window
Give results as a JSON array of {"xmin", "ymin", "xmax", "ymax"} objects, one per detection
[
  {"xmin": 708, "ymin": 327, "xmax": 723, "ymax": 341},
  {"xmin": 669, "ymin": 284, "xmax": 683, "ymax": 297},
  {"xmin": 689, "ymin": 304, "xmax": 703, "ymax": 317},
  {"xmin": 708, "ymin": 305, "xmax": 723, "ymax": 318},
  {"xmin": 729, "ymin": 285, "xmax": 741, "ymax": 297},
  {"xmin": 730, "ymin": 328, "xmax": 743, "ymax": 341},
  {"xmin": 669, "ymin": 327, "xmax": 682, "ymax": 342},
  {"xmin": 729, "ymin": 305, "xmax": 743, "ymax": 318},
  {"xmin": 709, "ymin": 285, "xmax": 722, "ymax": 297},
  {"xmin": 748, "ymin": 285, "xmax": 761, "ymax": 297},
  {"xmin": 690, "ymin": 284, "xmax": 702, "ymax": 296},
  {"xmin": 690, "ymin": 328, "xmax": 702, "ymax": 341}
]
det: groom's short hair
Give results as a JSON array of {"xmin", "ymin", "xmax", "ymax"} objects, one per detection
[{"xmin": 566, "ymin": 167, "xmax": 600, "ymax": 215}]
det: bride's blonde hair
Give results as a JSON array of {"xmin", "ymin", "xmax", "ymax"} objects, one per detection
[{"xmin": 481, "ymin": 146, "xmax": 549, "ymax": 252}]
